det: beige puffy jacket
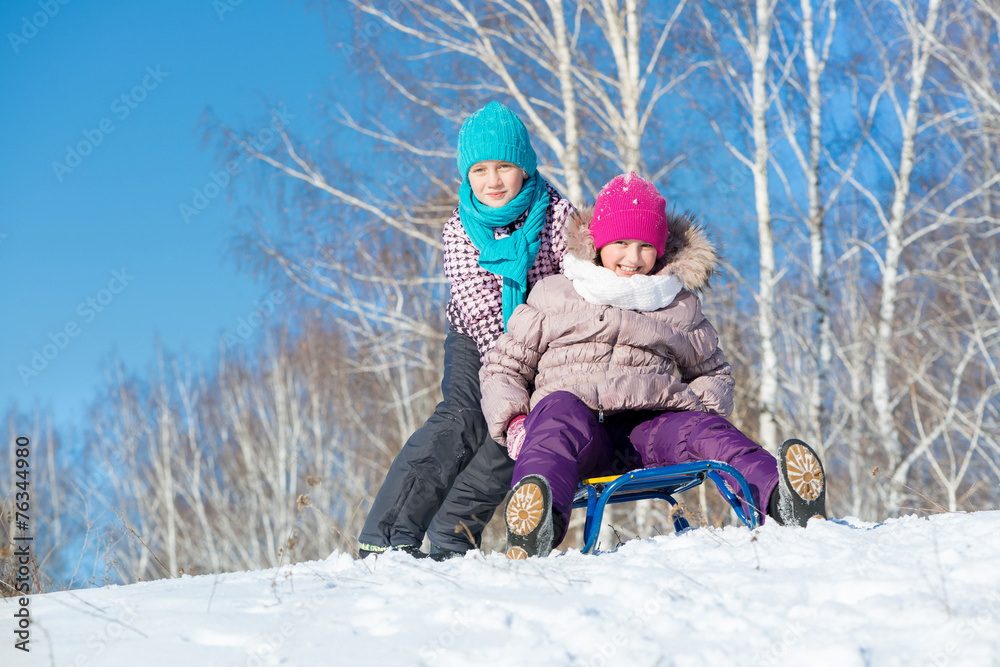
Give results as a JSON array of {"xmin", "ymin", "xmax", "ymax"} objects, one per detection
[{"xmin": 479, "ymin": 207, "xmax": 735, "ymax": 445}]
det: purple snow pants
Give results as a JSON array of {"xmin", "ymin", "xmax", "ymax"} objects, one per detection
[{"xmin": 512, "ymin": 391, "xmax": 779, "ymax": 542}]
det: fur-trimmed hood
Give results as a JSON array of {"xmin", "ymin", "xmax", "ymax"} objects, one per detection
[{"xmin": 564, "ymin": 206, "xmax": 718, "ymax": 292}]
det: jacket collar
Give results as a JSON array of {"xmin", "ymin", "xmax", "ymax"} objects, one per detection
[{"xmin": 564, "ymin": 206, "xmax": 718, "ymax": 292}]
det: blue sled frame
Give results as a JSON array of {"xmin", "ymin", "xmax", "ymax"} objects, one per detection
[{"xmin": 571, "ymin": 460, "xmax": 762, "ymax": 554}]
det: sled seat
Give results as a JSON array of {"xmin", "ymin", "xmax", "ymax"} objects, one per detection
[{"xmin": 571, "ymin": 460, "xmax": 762, "ymax": 554}]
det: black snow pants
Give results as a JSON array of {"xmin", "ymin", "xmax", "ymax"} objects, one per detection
[{"xmin": 358, "ymin": 329, "xmax": 514, "ymax": 551}]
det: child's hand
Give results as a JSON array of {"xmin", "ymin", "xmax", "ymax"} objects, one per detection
[{"xmin": 506, "ymin": 415, "xmax": 527, "ymax": 460}]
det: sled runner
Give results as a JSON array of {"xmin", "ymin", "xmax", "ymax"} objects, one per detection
[{"xmin": 572, "ymin": 461, "xmax": 762, "ymax": 554}]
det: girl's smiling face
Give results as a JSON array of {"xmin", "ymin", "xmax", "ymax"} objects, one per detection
[
  {"xmin": 599, "ymin": 240, "xmax": 658, "ymax": 277},
  {"xmin": 467, "ymin": 160, "xmax": 525, "ymax": 208}
]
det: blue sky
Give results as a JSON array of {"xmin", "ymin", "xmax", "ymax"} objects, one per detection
[{"xmin": 1, "ymin": 1, "xmax": 347, "ymax": 429}]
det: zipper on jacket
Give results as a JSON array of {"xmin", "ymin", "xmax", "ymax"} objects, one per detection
[{"xmin": 598, "ymin": 403, "xmax": 604, "ymax": 423}]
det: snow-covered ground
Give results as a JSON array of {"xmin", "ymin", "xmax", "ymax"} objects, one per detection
[{"xmin": 7, "ymin": 510, "xmax": 1000, "ymax": 666}]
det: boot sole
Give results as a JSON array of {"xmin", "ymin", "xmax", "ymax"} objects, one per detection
[
  {"xmin": 506, "ymin": 481, "xmax": 546, "ymax": 535},
  {"xmin": 505, "ymin": 476, "xmax": 553, "ymax": 559},
  {"xmin": 506, "ymin": 546, "xmax": 529, "ymax": 560},
  {"xmin": 784, "ymin": 442, "xmax": 824, "ymax": 501},
  {"xmin": 777, "ymin": 439, "xmax": 827, "ymax": 524}
]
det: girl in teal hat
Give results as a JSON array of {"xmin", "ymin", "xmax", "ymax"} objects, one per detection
[{"xmin": 358, "ymin": 101, "xmax": 576, "ymax": 558}]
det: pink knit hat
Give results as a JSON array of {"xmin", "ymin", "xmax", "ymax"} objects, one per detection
[{"xmin": 590, "ymin": 172, "xmax": 668, "ymax": 258}]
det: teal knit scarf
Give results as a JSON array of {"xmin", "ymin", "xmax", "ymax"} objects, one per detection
[{"xmin": 458, "ymin": 173, "xmax": 551, "ymax": 330}]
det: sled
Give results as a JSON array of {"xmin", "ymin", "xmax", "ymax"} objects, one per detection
[{"xmin": 571, "ymin": 460, "xmax": 762, "ymax": 554}]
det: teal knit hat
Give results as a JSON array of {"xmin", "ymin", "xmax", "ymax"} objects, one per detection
[{"xmin": 457, "ymin": 101, "xmax": 537, "ymax": 178}]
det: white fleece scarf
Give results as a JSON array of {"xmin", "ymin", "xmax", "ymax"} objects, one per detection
[{"xmin": 562, "ymin": 253, "xmax": 683, "ymax": 311}]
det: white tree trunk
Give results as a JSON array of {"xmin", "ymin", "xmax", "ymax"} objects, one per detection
[
  {"xmin": 752, "ymin": 0, "xmax": 779, "ymax": 453},
  {"xmin": 801, "ymin": 0, "xmax": 836, "ymax": 452},
  {"xmin": 547, "ymin": 0, "xmax": 583, "ymax": 204},
  {"xmin": 596, "ymin": 0, "xmax": 646, "ymax": 174},
  {"xmin": 873, "ymin": 0, "xmax": 941, "ymax": 514},
  {"xmin": 156, "ymin": 392, "xmax": 179, "ymax": 577}
]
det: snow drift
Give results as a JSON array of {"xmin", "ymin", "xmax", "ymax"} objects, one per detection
[{"xmin": 8, "ymin": 511, "xmax": 1000, "ymax": 666}]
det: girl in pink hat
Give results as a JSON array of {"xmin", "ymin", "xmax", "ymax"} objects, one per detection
[{"xmin": 479, "ymin": 172, "xmax": 827, "ymax": 559}]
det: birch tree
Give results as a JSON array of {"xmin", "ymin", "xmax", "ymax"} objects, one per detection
[
  {"xmin": 836, "ymin": 0, "xmax": 942, "ymax": 513},
  {"xmin": 213, "ymin": 111, "xmax": 455, "ymax": 460},
  {"xmin": 2, "ymin": 408, "xmax": 70, "ymax": 592},
  {"xmin": 778, "ymin": 0, "xmax": 840, "ymax": 450},
  {"xmin": 694, "ymin": 0, "xmax": 782, "ymax": 451},
  {"xmin": 874, "ymin": 0, "xmax": 941, "ymax": 513},
  {"xmin": 345, "ymin": 0, "xmax": 586, "ymax": 202},
  {"xmin": 903, "ymin": 0, "xmax": 1000, "ymax": 512},
  {"xmin": 575, "ymin": 0, "xmax": 697, "ymax": 180},
  {"xmin": 825, "ymin": 0, "xmax": 1000, "ymax": 515},
  {"xmin": 89, "ymin": 324, "xmax": 393, "ymax": 582},
  {"xmin": 344, "ymin": 0, "xmax": 698, "ymax": 200}
]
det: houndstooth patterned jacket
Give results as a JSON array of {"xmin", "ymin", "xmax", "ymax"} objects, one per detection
[{"xmin": 444, "ymin": 183, "xmax": 575, "ymax": 360}]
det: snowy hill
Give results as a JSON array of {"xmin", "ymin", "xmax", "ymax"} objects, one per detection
[{"xmin": 8, "ymin": 511, "xmax": 1000, "ymax": 666}]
